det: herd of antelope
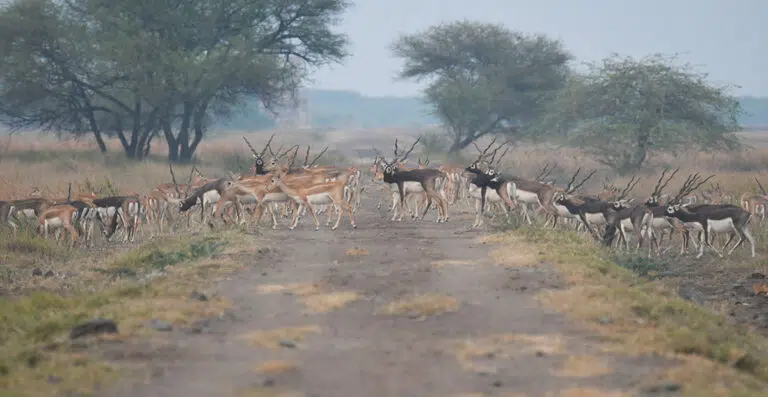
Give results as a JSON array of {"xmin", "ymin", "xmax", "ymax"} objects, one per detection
[{"xmin": 1, "ymin": 134, "xmax": 767, "ymax": 260}]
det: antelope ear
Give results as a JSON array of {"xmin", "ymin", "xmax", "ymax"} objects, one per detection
[
  {"xmin": 627, "ymin": 198, "xmax": 635, "ymax": 204},
  {"xmin": 681, "ymin": 202, "xmax": 691, "ymax": 208}
]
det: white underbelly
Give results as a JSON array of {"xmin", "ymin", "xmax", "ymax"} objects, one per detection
[
  {"xmin": 238, "ymin": 195, "xmax": 259, "ymax": 205},
  {"xmin": 203, "ymin": 190, "xmax": 220, "ymax": 204},
  {"xmin": 98, "ymin": 207, "xmax": 117, "ymax": 217},
  {"xmin": 554, "ymin": 204, "xmax": 572, "ymax": 217},
  {"xmin": 469, "ymin": 188, "xmax": 502, "ymax": 202},
  {"xmin": 620, "ymin": 218, "xmax": 633, "ymax": 231},
  {"xmin": 515, "ymin": 189, "xmax": 540, "ymax": 204},
  {"xmin": 585, "ymin": 213, "xmax": 605, "ymax": 225},
  {"xmin": 263, "ymin": 192, "xmax": 289, "ymax": 203},
  {"xmin": 708, "ymin": 218, "xmax": 735, "ymax": 232},
  {"xmin": 307, "ymin": 192, "xmax": 333, "ymax": 205},
  {"xmin": 45, "ymin": 217, "xmax": 64, "ymax": 227},
  {"xmin": 21, "ymin": 209, "xmax": 36, "ymax": 217},
  {"xmin": 651, "ymin": 217, "xmax": 671, "ymax": 229},
  {"xmin": 390, "ymin": 181, "xmax": 424, "ymax": 194},
  {"xmin": 683, "ymin": 221, "xmax": 703, "ymax": 231}
]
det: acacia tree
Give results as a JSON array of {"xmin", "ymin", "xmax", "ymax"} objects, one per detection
[
  {"xmin": 0, "ymin": 0, "xmax": 349, "ymax": 162},
  {"xmin": 391, "ymin": 21, "xmax": 572, "ymax": 152},
  {"xmin": 544, "ymin": 54, "xmax": 743, "ymax": 173}
]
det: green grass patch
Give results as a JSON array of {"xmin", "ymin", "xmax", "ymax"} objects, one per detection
[
  {"xmin": 0, "ymin": 231, "xmax": 244, "ymax": 397},
  {"xmin": 495, "ymin": 227, "xmax": 768, "ymax": 396},
  {"xmin": 102, "ymin": 235, "xmax": 227, "ymax": 276}
]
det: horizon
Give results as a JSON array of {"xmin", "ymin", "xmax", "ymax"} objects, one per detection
[{"xmin": 306, "ymin": 0, "xmax": 768, "ymax": 98}]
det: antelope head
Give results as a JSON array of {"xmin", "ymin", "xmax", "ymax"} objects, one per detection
[
  {"xmin": 647, "ymin": 167, "xmax": 679, "ymax": 206},
  {"xmin": 372, "ymin": 137, "xmax": 421, "ymax": 176},
  {"xmin": 243, "ymin": 134, "xmax": 273, "ymax": 175}
]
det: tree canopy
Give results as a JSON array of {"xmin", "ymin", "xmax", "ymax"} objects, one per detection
[
  {"xmin": 542, "ymin": 54, "xmax": 743, "ymax": 173},
  {"xmin": 391, "ymin": 21, "xmax": 572, "ymax": 152},
  {"xmin": 0, "ymin": 0, "xmax": 349, "ymax": 162}
]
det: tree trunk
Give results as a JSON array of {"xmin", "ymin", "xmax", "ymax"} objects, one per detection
[
  {"xmin": 448, "ymin": 131, "xmax": 488, "ymax": 152},
  {"xmin": 616, "ymin": 130, "xmax": 650, "ymax": 175}
]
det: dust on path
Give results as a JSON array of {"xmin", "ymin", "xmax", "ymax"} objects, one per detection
[{"xmin": 104, "ymin": 196, "xmax": 669, "ymax": 397}]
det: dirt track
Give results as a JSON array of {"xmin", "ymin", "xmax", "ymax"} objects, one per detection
[{"xmin": 104, "ymin": 195, "xmax": 671, "ymax": 397}]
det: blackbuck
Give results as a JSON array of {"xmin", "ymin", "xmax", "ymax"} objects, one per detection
[
  {"xmin": 606, "ymin": 168, "xmax": 680, "ymax": 253},
  {"xmin": 37, "ymin": 204, "xmax": 80, "ymax": 247},
  {"xmin": 66, "ymin": 199, "xmax": 99, "ymax": 247},
  {"xmin": 302, "ymin": 145, "xmax": 330, "ymax": 170},
  {"xmin": 657, "ymin": 172, "xmax": 756, "ymax": 258},
  {"xmin": 57, "ymin": 184, "xmax": 100, "ymax": 247},
  {"xmin": 9, "ymin": 197, "xmax": 53, "ymax": 222},
  {"xmin": 665, "ymin": 203, "xmax": 755, "ymax": 258},
  {"xmin": 699, "ymin": 182, "xmax": 731, "ymax": 204},
  {"xmin": 466, "ymin": 139, "xmax": 557, "ymax": 226},
  {"xmin": 546, "ymin": 167, "xmax": 598, "ymax": 228},
  {"xmin": 180, "ymin": 178, "xmax": 236, "ymax": 227},
  {"xmin": 1, "ymin": 200, "xmax": 16, "ymax": 234},
  {"xmin": 92, "ymin": 195, "xmax": 142, "ymax": 243},
  {"xmin": 675, "ymin": 203, "xmax": 741, "ymax": 254},
  {"xmin": 371, "ymin": 156, "xmax": 425, "ymax": 220},
  {"xmin": 555, "ymin": 176, "xmax": 639, "ymax": 242},
  {"xmin": 265, "ymin": 168, "xmax": 357, "ymax": 231},
  {"xmin": 464, "ymin": 140, "xmax": 516, "ymax": 228},
  {"xmin": 741, "ymin": 177, "xmax": 768, "ymax": 222},
  {"xmin": 438, "ymin": 163, "xmax": 467, "ymax": 205},
  {"xmin": 243, "ymin": 134, "xmax": 275, "ymax": 175},
  {"xmin": 373, "ymin": 137, "xmax": 449, "ymax": 223}
]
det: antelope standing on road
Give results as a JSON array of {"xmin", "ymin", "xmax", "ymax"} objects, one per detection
[{"xmin": 374, "ymin": 137, "xmax": 449, "ymax": 223}]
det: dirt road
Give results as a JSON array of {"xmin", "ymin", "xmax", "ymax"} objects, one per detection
[{"xmin": 105, "ymin": 196, "xmax": 669, "ymax": 397}]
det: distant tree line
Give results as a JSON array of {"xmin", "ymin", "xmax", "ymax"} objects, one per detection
[
  {"xmin": 0, "ymin": 0, "xmax": 348, "ymax": 162},
  {"xmin": 392, "ymin": 21, "xmax": 746, "ymax": 173},
  {"xmin": 0, "ymin": 3, "xmax": 756, "ymax": 171}
]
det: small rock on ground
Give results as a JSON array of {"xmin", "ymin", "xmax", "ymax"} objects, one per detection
[{"xmin": 69, "ymin": 319, "xmax": 119, "ymax": 339}]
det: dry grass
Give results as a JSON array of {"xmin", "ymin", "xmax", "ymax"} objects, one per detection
[
  {"xmin": 240, "ymin": 325, "xmax": 322, "ymax": 349},
  {"xmin": 544, "ymin": 388, "xmax": 628, "ymax": 397},
  {"xmin": 430, "ymin": 259, "xmax": 482, "ymax": 268},
  {"xmin": 551, "ymin": 355, "xmax": 613, "ymax": 378},
  {"xmin": 3, "ymin": 129, "xmax": 768, "ymax": 202},
  {"xmin": 453, "ymin": 333, "xmax": 566, "ymax": 373},
  {"xmin": 2, "ymin": 127, "xmax": 768, "ymax": 396},
  {"xmin": 238, "ymin": 388, "xmax": 303, "ymax": 397},
  {"xmin": 255, "ymin": 282, "xmax": 359, "ymax": 313},
  {"xmin": 380, "ymin": 293, "xmax": 460, "ymax": 319},
  {"xmin": 0, "ymin": 230, "xmax": 255, "ymax": 397},
  {"xmin": 489, "ymin": 227, "xmax": 768, "ymax": 396},
  {"xmin": 344, "ymin": 247, "xmax": 369, "ymax": 256},
  {"xmin": 300, "ymin": 291, "xmax": 360, "ymax": 313},
  {"xmin": 252, "ymin": 360, "xmax": 299, "ymax": 375},
  {"xmin": 255, "ymin": 283, "xmax": 324, "ymax": 296},
  {"xmin": 640, "ymin": 355, "xmax": 767, "ymax": 397}
]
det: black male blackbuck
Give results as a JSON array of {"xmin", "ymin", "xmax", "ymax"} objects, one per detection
[
  {"xmin": 555, "ymin": 176, "xmax": 639, "ymax": 242},
  {"xmin": 373, "ymin": 137, "xmax": 449, "ymax": 223},
  {"xmin": 464, "ymin": 139, "xmax": 517, "ymax": 228},
  {"xmin": 659, "ymin": 173, "xmax": 756, "ymax": 258},
  {"xmin": 243, "ymin": 134, "xmax": 276, "ymax": 175}
]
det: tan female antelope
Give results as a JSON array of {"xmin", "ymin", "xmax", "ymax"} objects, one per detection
[
  {"xmin": 38, "ymin": 204, "xmax": 80, "ymax": 248},
  {"xmin": 265, "ymin": 169, "xmax": 357, "ymax": 231}
]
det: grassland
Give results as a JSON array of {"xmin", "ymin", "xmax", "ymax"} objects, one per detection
[
  {"xmin": 484, "ymin": 227, "xmax": 768, "ymax": 396},
  {"xmin": 2, "ymin": 128, "xmax": 768, "ymax": 396}
]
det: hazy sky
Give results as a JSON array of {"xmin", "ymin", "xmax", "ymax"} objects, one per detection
[{"xmin": 307, "ymin": 0, "xmax": 767, "ymax": 97}]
